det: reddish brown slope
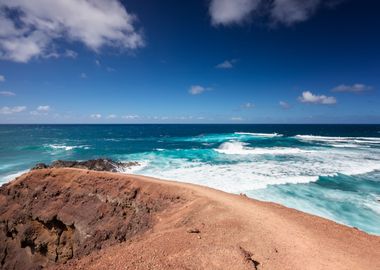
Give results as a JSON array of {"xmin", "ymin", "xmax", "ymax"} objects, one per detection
[{"xmin": 1, "ymin": 168, "xmax": 379, "ymax": 270}]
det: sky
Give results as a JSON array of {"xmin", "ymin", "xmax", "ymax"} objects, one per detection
[{"xmin": 0, "ymin": 0, "xmax": 379, "ymax": 124}]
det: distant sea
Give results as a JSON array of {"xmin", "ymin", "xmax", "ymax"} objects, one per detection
[{"xmin": 1, "ymin": 124, "xmax": 379, "ymax": 235}]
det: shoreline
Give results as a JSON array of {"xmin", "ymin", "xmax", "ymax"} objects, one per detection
[{"xmin": 1, "ymin": 168, "xmax": 379, "ymax": 269}]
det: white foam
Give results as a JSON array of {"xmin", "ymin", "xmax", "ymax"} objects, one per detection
[
  {"xmin": 1, "ymin": 170, "xmax": 29, "ymax": 184},
  {"xmin": 135, "ymin": 160, "xmax": 319, "ymax": 192},
  {"xmin": 330, "ymin": 144, "xmax": 362, "ymax": 148},
  {"xmin": 235, "ymin": 132, "xmax": 282, "ymax": 137},
  {"xmin": 118, "ymin": 161, "xmax": 149, "ymax": 174},
  {"xmin": 128, "ymin": 141, "xmax": 380, "ymax": 193},
  {"xmin": 45, "ymin": 144, "xmax": 90, "ymax": 151},
  {"xmin": 215, "ymin": 141, "xmax": 307, "ymax": 155},
  {"xmin": 295, "ymin": 135, "xmax": 380, "ymax": 143}
]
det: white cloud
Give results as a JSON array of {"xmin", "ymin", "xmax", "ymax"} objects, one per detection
[
  {"xmin": 80, "ymin": 73, "xmax": 87, "ymax": 79},
  {"xmin": 209, "ymin": 0, "xmax": 261, "ymax": 26},
  {"xmin": 271, "ymin": 0, "xmax": 321, "ymax": 26},
  {"xmin": 209, "ymin": 0, "xmax": 329, "ymax": 26},
  {"xmin": 122, "ymin": 114, "xmax": 139, "ymax": 120},
  {"xmin": 95, "ymin": 59, "xmax": 101, "ymax": 67},
  {"xmin": 0, "ymin": 106, "xmax": 26, "ymax": 114},
  {"xmin": 0, "ymin": 0, "xmax": 144, "ymax": 63},
  {"xmin": 241, "ymin": 102, "xmax": 255, "ymax": 109},
  {"xmin": 30, "ymin": 105, "xmax": 50, "ymax": 116},
  {"xmin": 107, "ymin": 114, "xmax": 117, "ymax": 119},
  {"xmin": 216, "ymin": 59, "xmax": 237, "ymax": 69},
  {"xmin": 331, "ymin": 83, "xmax": 372, "ymax": 93},
  {"xmin": 37, "ymin": 105, "xmax": 50, "ymax": 112},
  {"xmin": 279, "ymin": 101, "xmax": 290, "ymax": 109},
  {"xmin": 90, "ymin": 113, "xmax": 102, "ymax": 119},
  {"xmin": 189, "ymin": 85, "xmax": 211, "ymax": 95},
  {"xmin": 0, "ymin": 75, "xmax": 5, "ymax": 81},
  {"xmin": 0, "ymin": 91, "xmax": 15, "ymax": 96},
  {"xmin": 298, "ymin": 91, "xmax": 336, "ymax": 105},
  {"xmin": 64, "ymin": 50, "xmax": 78, "ymax": 59},
  {"xmin": 231, "ymin": 116, "xmax": 243, "ymax": 121}
]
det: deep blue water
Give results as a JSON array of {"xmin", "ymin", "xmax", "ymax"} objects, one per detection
[{"xmin": 1, "ymin": 124, "xmax": 380, "ymax": 235}]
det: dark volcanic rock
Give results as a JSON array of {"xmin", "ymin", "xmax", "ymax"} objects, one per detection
[
  {"xmin": 32, "ymin": 158, "xmax": 139, "ymax": 172},
  {"xmin": 0, "ymin": 168, "xmax": 177, "ymax": 270}
]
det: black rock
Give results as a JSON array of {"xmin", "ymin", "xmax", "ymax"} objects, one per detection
[
  {"xmin": 31, "ymin": 163, "xmax": 48, "ymax": 170},
  {"xmin": 32, "ymin": 159, "xmax": 139, "ymax": 172}
]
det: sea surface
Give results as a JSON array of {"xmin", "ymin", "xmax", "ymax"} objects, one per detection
[{"xmin": 1, "ymin": 124, "xmax": 380, "ymax": 235}]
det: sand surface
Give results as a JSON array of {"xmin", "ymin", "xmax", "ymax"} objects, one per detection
[{"xmin": 1, "ymin": 168, "xmax": 379, "ymax": 270}]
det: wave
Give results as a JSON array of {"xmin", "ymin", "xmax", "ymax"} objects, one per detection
[
  {"xmin": 118, "ymin": 161, "xmax": 149, "ymax": 173},
  {"xmin": 234, "ymin": 132, "xmax": 282, "ymax": 137},
  {"xmin": 172, "ymin": 132, "xmax": 282, "ymax": 143},
  {"xmin": 330, "ymin": 144, "xmax": 363, "ymax": 148},
  {"xmin": 1, "ymin": 170, "xmax": 29, "ymax": 184},
  {"xmin": 294, "ymin": 135, "xmax": 380, "ymax": 148},
  {"xmin": 215, "ymin": 141, "xmax": 306, "ymax": 155},
  {"xmin": 133, "ymin": 160, "xmax": 319, "ymax": 191},
  {"xmin": 44, "ymin": 144, "xmax": 90, "ymax": 151},
  {"xmin": 295, "ymin": 135, "xmax": 380, "ymax": 142}
]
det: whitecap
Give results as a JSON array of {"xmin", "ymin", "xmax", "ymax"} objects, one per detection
[
  {"xmin": 44, "ymin": 144, "xmax": 90, "ymax": 151},
  {"xmin": 118, "ymin": 161, "xmax": 149, "ymax": 174},
  {"xmin": 215, "ymin": 141, "xmax": 307, "ymax": 155},
  {"xmin": 234, "ymin": 132, "xmax": 282, "ymax": 137},
  {"xmin": 1, "ymin": 170, "xmax": 29, "ymax": 184}
]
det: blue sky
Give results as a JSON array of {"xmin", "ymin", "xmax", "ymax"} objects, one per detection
[{"xmin": 0, "ymin": 0, "xmax": 379, "ymax": 123}]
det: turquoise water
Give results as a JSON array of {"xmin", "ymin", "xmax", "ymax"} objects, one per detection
[{"xmin": 0, "ymin": 124, "xmax": 379, "ymax": 235}]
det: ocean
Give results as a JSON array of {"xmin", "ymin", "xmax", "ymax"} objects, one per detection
[{"xmin": 0, "ymin": 124, "xmax": 379, "ymax": 235}]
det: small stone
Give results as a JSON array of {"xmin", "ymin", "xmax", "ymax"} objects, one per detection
[{"xmin": 187, "ymin": 228, "xmax": 200, "ymax": 234}]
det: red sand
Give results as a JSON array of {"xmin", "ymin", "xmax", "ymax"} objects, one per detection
[{"xmin": 1, "ymin": 168, "xmax": 379, "ymax": 269}]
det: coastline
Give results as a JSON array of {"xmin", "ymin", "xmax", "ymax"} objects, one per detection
[{"xmin": 1, "ymin": 168, "xmax": 379, "ymax": 269}]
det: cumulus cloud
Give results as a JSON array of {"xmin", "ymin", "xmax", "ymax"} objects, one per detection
[
  {"xmin": 209, "ymin": 0, "xmax": 335, "ymax": 26},
  {"xmin": 0, "ymin": 0, "xmax": 144, "ymax": 63},
  {"xmin": 107, "ymin": 114, "xmax": 117, "ymax": 119},
  {"xmin": 122, "ymin": 114, "xmax": 139, "ymax": 120},
  {"xmin": 216, "ymin": 59, "xmax": 237, "ymax": 69},
  {"xmin": 298, "ymin": 91, "xmax": 336, "ymax": 105},
  {"xmin": 331, "ymin": 83, "xmax": 373, "ymax": 93},
  {"xmin": 0, "ymin": 75, "xmax": 5, "ymax": 81},
  {"xmin": 271, "ymin": 0, "xmax": 321, "ymax": 25},
  {"xmin": 64, "ymin": 50, "xmax": 78, "ymax": 59},
  {"xmin": 30, "ymin": 105, "xmax": 51, "ymax": 115},
  {"xmin": 209, "ymin": 0, "xmax": 261, "ymax": 25},
  {"xmin": 0, "ymin": 91, "xmax": 15, "ymax": 96},
  {"xmin": 189, "ymin": 85, "xmax": 211, "ymax": 95},
  {"xmin": 37, "ymin": 105, "xmax": 50, "ymax": 112},
  {"xmin": 241, "ymin": 102, "xmax": 255, "ymax": 109},
  {"xmin": 279, "ymin": 100, "xmax": 290, "ymax": 109},
  {"xmin": 0, "ymin": 106, "xmax": 26, "ymax": 114},
  {"xmin": 90, "ymin": 113, "xmax": 102, "ymax": 119}
]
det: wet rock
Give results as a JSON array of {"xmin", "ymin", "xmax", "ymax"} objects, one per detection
[
  {"xmin": 31, "ymin": 163, "xmax": 48, "ymax": 170},
  {"xmin": 31, "ymin": 159, "xmax": 139, "ymax": 172}
]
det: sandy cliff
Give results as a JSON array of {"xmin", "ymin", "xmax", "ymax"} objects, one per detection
[{"xmin": 1, "ymin": 168, "xmax": 379, "ymax": 270}]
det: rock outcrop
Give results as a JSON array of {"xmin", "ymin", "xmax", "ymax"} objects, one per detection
[
  {"xmin": 0, "ymin": 168, "xmax": 181, "ymax": 270},
  {"xmin": 1, "ymin": 168, "xmax": 379, "ymax": 270},
  {"xmin": 31, "ymin": 159, "xmax": 139, "ymax": 172}
]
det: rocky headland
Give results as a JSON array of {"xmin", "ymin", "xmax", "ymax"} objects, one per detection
[{"xmin": 0, "ymin": 161, "xmax": 379, "ymax": 269}]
